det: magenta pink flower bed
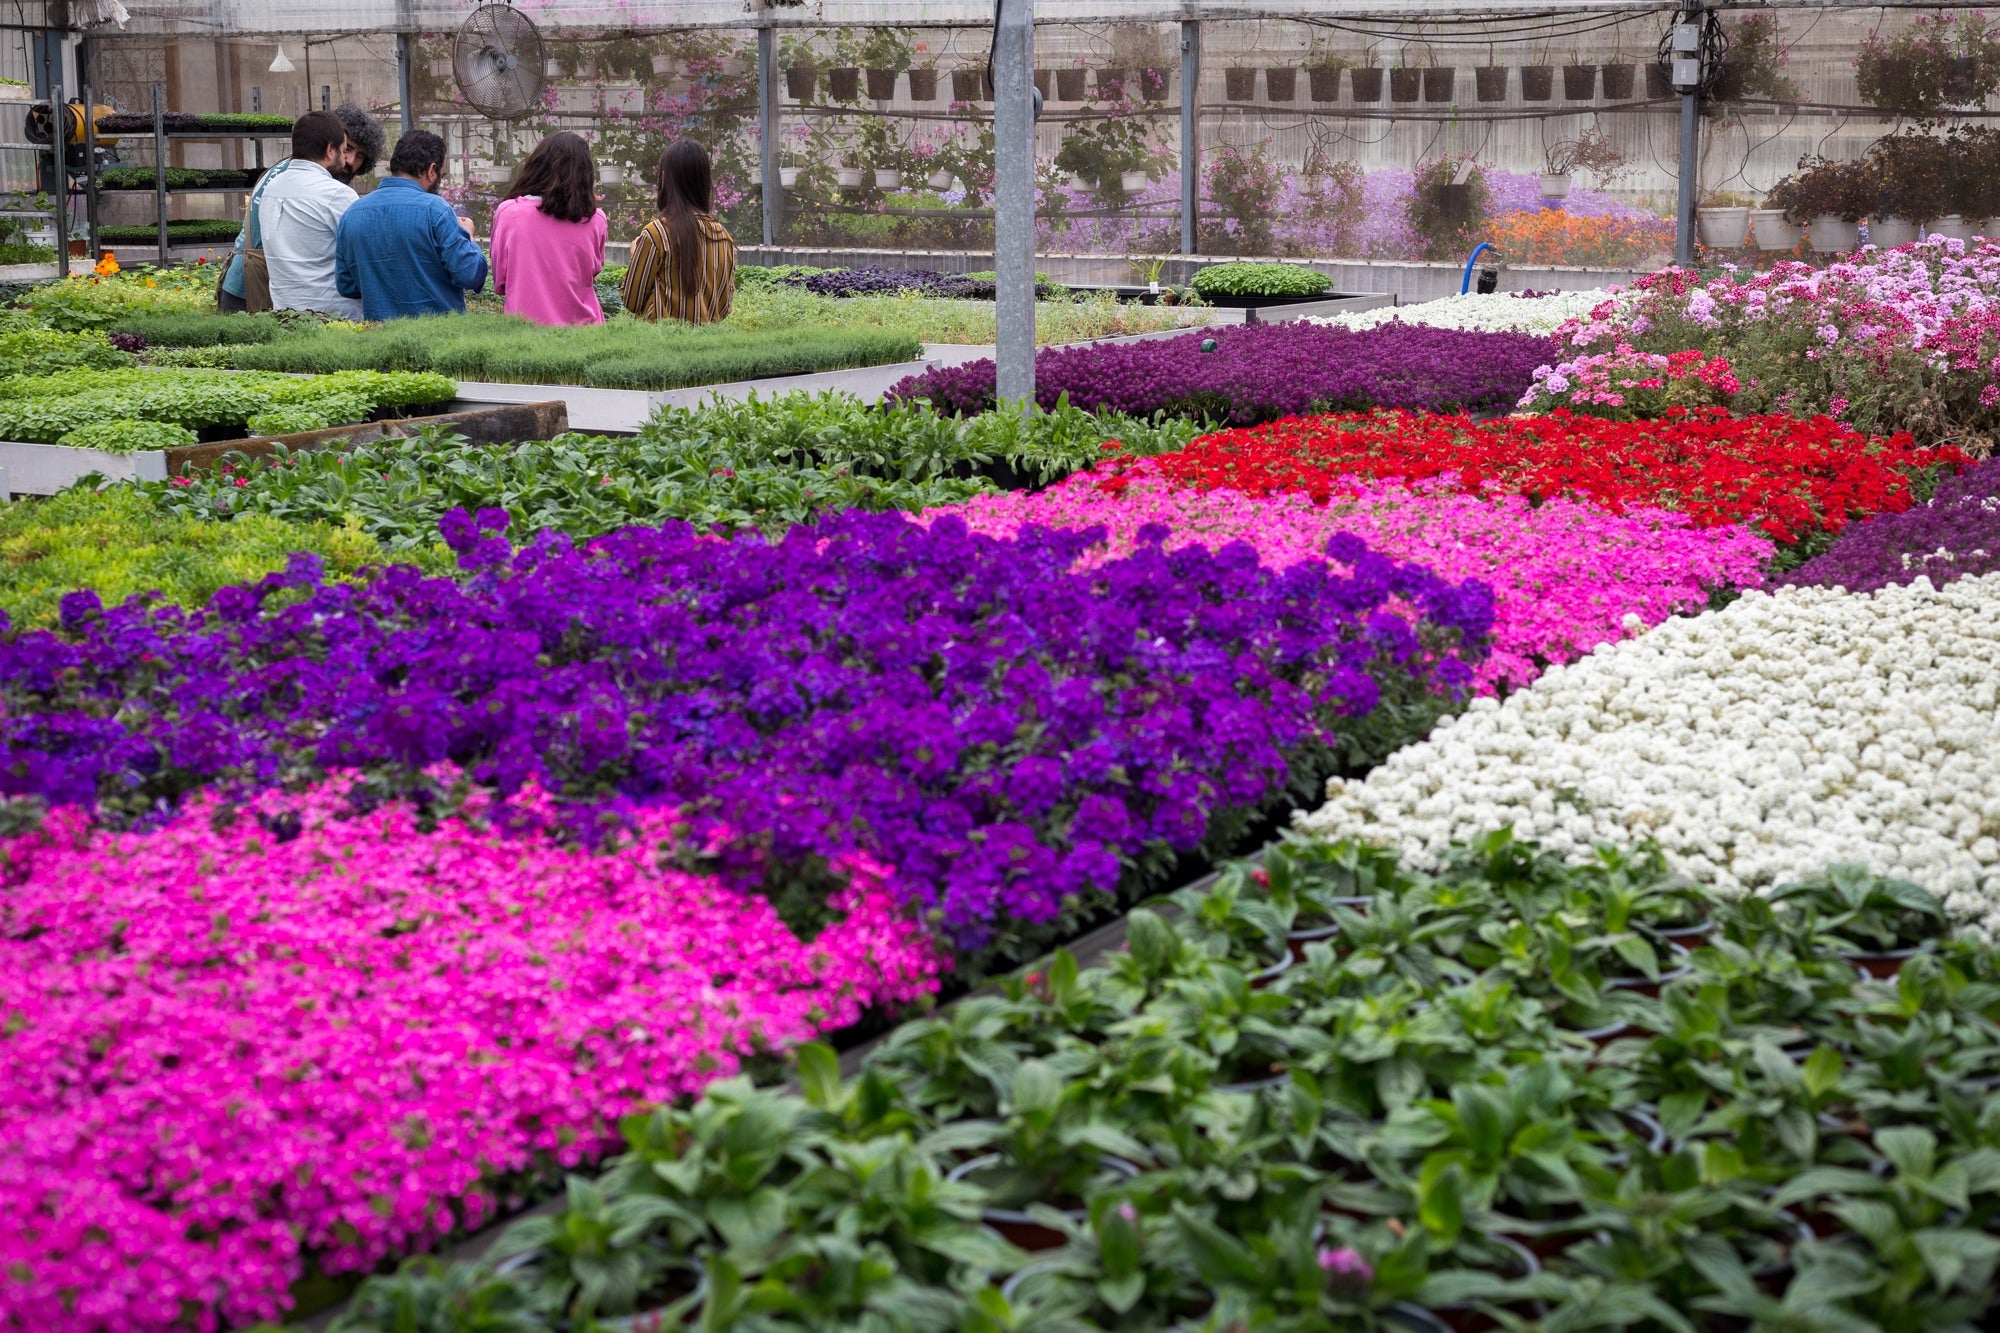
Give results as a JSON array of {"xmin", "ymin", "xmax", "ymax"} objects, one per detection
[
  {"xmin": 0, "ymin": 779, "xmax": 940, "ymax": 1332},
  {"xmin": 933, "ymin": 464, "xmax": 1773, "ymax": 691}
]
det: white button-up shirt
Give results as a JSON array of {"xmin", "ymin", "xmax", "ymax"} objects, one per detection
[{"xmin": 259, "ymin": 159, "xmax": 362, "ymax": 319}]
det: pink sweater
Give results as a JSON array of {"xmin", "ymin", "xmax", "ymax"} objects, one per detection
[{"xmin": 490, "ymin": 197, "xmax": 607, "ymax": 326}]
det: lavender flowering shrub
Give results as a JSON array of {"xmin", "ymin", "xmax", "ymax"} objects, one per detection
[
  {"xmin": 0, "ymin": 510, "xmax": 1492, "ymax": 954},
  {"xmin": 1780, "ymin": 459, "xmax": 2000, "ymax": 594},
  {"xmin": 885, "ymin": 323, "xmax": 1558, "ymax": 425}
]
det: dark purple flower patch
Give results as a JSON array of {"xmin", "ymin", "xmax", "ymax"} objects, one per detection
[
  {"xmin": 0, "ymin": 510, "xmax": 1491, "ymax": 954},
  {"xmin": 1780, "ymin": 459, "xmax": 2000, "ymax": 594},
  {"xmin": 883, "ymin": 322, "xmax": 1559, "ymax": 425},
  {"xmin": 781, "ymin": 266, "xmax": 1057, "ymax": 301}
]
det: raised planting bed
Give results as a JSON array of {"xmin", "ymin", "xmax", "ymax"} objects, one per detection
[
  {"xmin": 107, "ymin": 311, "xmax": 926, "ymax": 393},
  {"xmin": 1188, "ymin": 260, "xmax": 1334, "ymax": 308},
  {"xmin": 0, "ymin": 397, "xmax": 561, "ymax": 496}
]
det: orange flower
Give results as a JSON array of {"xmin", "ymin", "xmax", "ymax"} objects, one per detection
[
  {"xmin": 94, "ymin": 252, "xmax": 120, "ymax": 277},
  {"xmin": 1486, "ymin": 210, "xmax": 1673, "ymax": 268}
]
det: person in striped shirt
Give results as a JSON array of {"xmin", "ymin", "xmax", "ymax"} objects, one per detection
[{"xmin": 620, "ymin": 140, "xmax": 737, "ymax": 325}]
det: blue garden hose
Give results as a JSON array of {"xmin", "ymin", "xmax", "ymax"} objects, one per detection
[{"xmin": 1461, "ymin": 242, "xmax": 1494, "ymax": 294}]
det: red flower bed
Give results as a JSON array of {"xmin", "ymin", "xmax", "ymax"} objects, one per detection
[{"xmin": 1103, "ymin": 408, "xmax": 1968, "ymax": 543}]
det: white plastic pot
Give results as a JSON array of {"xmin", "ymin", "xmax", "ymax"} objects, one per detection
[
  {"xmin": 927, "ymin": 168, "xmax": 954, "ymax": 190},
  {"xmin": 1981, "ymin": 217, "xmax": 2000, "ymax": 238},
  {"xmin": 650, "ymin": 53, "xmax": 674, "ymax": 77},
  {"xmin": 836, "ymin": 166, "xmax": 863, "ymax": 189},
  {"xmin": 873, "ymin": 168, "xmax": 901, "ymax": 189},
  {"xmin": 1539, "ymin": 172, "xmax": 1572, "ymax": 199},
  {"xmin": 1696, "ymin": 206, "xmax": 1750, "ymax": 248},
  {"xmin": 1750, "ymin": 208, "xmax": 1801, "ymax": 251},
  {"xmin": 1121, "ymin": 169, "xmax": 1150, "ymax": 193},
  {"xmin": 779, "ymin": 166, "xmax": 799, "ymax": 188},
  {"xmin": 1870, "ymin": 215, "xmax": 1920, "ymax": 247},
  {"xmin": 1928, "ymin": 213, "xmax": 1976, "ymax": 243},
  {"xmin": 1809, "ymin": 215, "xmax": 1860, "ymax": 253},
  {"xmin": 598, "ymin": 164, "xmax": 624, "ymax": 186}
]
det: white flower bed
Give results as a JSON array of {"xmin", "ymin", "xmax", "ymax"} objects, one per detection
[
  {"xmin": 1311, "ymin": 289, "xmax": 1628, "ymax": 336},
  {"xmin": 1298, "ymin": 573, "xmax": 2000, "ymax": 939}
]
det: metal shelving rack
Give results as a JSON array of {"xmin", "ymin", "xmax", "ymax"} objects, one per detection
[
  {"xmin": 0, "ymin": 24, "xmax": 71, "ymax": 279},
  {"xmin": 82, "ymin": 83, "xmax": 290, "ymax": 266}
]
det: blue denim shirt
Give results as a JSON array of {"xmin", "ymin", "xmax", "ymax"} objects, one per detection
[{"xmin": 333, "ymin": 176, "xmax": 489, "ymax": 320}]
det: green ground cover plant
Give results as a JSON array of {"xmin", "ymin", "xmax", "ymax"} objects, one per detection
[
  {"xmin": 135, "ymin": 396, "xmax": 1207, "ymax": 545},
  {"xmin": 331, "ymin": 832, "xmax": 2000, "ymax": 1331},
  {"xmin": 0, "ymin": 367, "xmax": 455, "ymax": 446},
  {"xmin": 0, "ymin": 486, "xmax": 404, "ymax": 630},
  {"xmin": 1190, "ymin": 261, "xmax": 1334, "ymax": 300},
  {"xmin": 97, "ymin": 219, "xmax": 243, "ymax": 245},
  {"xmin": 0, "ymin": 327, "xmax": 132, "ymax": 376}
]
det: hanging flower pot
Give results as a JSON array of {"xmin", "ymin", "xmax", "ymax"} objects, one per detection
[
  {"xmin": 836, "ymin": 165, "xmax": 863, "ymax": 189},
  {"xmin": 1646, "ymin": 63, "xmax": 1672, "ymax": 98},
  {"xmin": 1121, "ymin": 169, "xmax": 1150, "ymax": 193},
  {"xmin": 1032, "ymin": 69, "xmax": 1052, "ymax": 99},
  {"xmin": 785, "ymin": 66, "xmax": 817, "ymax": 100},
  {"xmin": 827, "ymin": 67, "xmax": 860, "ymax": 100},
  {"xmin": 926, "ymin": 168, "xmax": 954, "ymax": 189},
  {"xmin": 907, "ymin": 68, "xmax": 938, "ymax": 101},
  {"xmin": 873, "ymin": 168, "xmax": 901, "ymax": 189},
  {"xmin": 1474, "ymin": 66, "xmax": 1508, "ymax": 101},
  {"xmin": 1563, "ymin": 64, "xmax": 1597, "ymax": 99},
  {"xmin": 1225, "ymin": 67, "xmax": 1257, "ymax": 101},
  {"xmin": 1601, "ymin": 63, "xmax": 1636, "ymax": 99},
  {"xmin": 865, "ymin": 68, "xmax": 898, "ymax": 99},
  {"xmin": 1810, "ymin": 215, "xmax": 1860, "ymax": 253},
  {"xmin": 950, "ymin": 68, "xmax": 984, "ymax": 101},
  {"xmin": 1696, "ymin": 206, "xmax": 1750, "ymax": 247},
  {"xmin": 1309, "ymin": 66, "xmax": 1341, "ymax": 101},
  {"xmin": 1056, "ymin": 67, "xmax": 1087, "ymax": 101},
  {"xmin": 1750, "ymin": 208, "xmax": 1802, "ymax": 250},
  {"xmin": 1389, "ymin": 67, "xmax": 1422, "ymax": 102},
  {"xmin": 1266, "ymin": 67, "xmax": 1297, "ymax": 101},
  {"xmin": 1140, "ymin": 67, "xmax": 1169, "ymax": 99},
  {"xmin": 1869, "ymin": 215, "xmax": 1919, "ymax": 247},
  {"xmin": 779, "ymin": 166, "xmax": 799, "ymax": 188},
  {"xmin": 1521, "ymin": 65, "xmax": 1555, "ymax": 100},
  {"xmin": 1929, "ymin": 214, "xmax": 1976, "ymax": 243},
  {"xmin": 649, "ymin": 53, "xmax": 674, "ymax": 78},
  {"xmin": 1539, "ymin": 171, "xmax": 1572, "ymax": 199},
  {"xmin": 1423, "ymin": 67, "xmax": 1455, "ymax": 102},
  {"xmin": 1350, "ymin": 67, "xmax": 1384, "ymax": 101},
  {"xmin": 1096, "ymin": 67, "xmax": 1127, "ymax": 97},
  {"xmin": 599, "ymin": 163, "xmax": 625, "ymax": 186}
]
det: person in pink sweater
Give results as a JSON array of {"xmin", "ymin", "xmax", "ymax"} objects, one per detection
[{"xmin": 490, "ymin": 132, "xmax": 608, "ymax": 326}]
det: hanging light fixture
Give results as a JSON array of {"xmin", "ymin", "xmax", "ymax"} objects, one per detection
[{"xmin": 268, "ymin": 45, "xmax": 295, "ymax": 74}]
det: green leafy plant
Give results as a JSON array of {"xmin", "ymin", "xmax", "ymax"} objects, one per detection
[
  {"xmin": 0, "ymin": 328, "xmax": 131, "ymax": 376},
  {"xmin": 1857, "ymin": 12, "xmax": 2000, "ymax": 118},
  {"xmin": 1408, "ymin": 158, "xmax": 1490, "ymax": 260},
  {"xmin": 0, "ymin": 485, "xmax": 397, "ymax": 631},
  {"xmin": 54, "ymin": 418, "xmax": 198, "ymax": 453},
  {"xmin": 1188, "ymin": 262, "xmax": 1332, "ymax": 300}
]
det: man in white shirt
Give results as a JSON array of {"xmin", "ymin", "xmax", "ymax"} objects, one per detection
[{"xmin": 258, "ymin": 110, "xmax": 362, "ymax": 318}]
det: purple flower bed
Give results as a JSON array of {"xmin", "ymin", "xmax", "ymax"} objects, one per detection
[
  {"xmin": 0, "ymin": 509, "xmax": 1491, "ymax": 954},
  {"xmin": 884, "ymin": 322, "xmax": 1559, "ymax": 425},
  {"xmin": 1780, "ymin": 459, "xmax": 2000, "ymax": 594},
  {"xmin": 781, "ymin": 266, "xmax": 1054, "ymax": 301}
]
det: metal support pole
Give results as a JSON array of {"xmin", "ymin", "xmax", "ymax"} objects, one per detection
[
  {"xmin": 993, "ymin": 0, "xmax": 1035, "ymax": 410},
  {"xmin": 758, "ymin": 26, "xmax": 780, "ymax": 247},
  {"xmin": 154, "ymin": 84, "xmax": 169, "ymax": 266},
  {"xmin": 1676, "ymin": 88, "xmax": 1699, "ymax": 266},
  {"xmin": 396, "ymin": 33, "xmax": 416, "ymax": 136},
  {"xmin": 1180, "ymin": 20, "xmax": 1199, "ymax": 256},
  {"xmin": 82, "ymin": 76, "xmax": 99, "ymax": 262},
  {"xmin": 50, "ymin": 51, "xmax": 67, "ymax": 280}
]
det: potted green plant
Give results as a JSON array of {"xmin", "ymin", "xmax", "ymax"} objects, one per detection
[
  {"xmin": 1350, "ymin": 54, "xmax": 1385, "ymax": 103},
  {"xmin": 1867, "ymin": 129, "xmax": 1950, "ymax": 244},
  {"xmin": 1307, "ymin": 43, "xmax": 1352, "ymax": 102},
  {"xmin": 906, "ymin": 39, "xmax": 939, "ymax": 101},
  {"xmin": 1716, "ymin": 13, "xmax": 1805, "ymax": 106},
  {"xmin": 1474, "ymin": 49, "xmax": 1508, "ymax": 103},
  {"xmin": 1539, "ymin": 126, "xmax": 1626, "ymax": 203},
  {"xmin": 1857, "ymin": 12, "xmax": 2000, "ymax": 117},
  {"xmin": 859, "ymin": 27, "xmax": 911, "ymax": 100},
  {"xmin": 1408, "ymin": 156, "xmax": 1488, "ymax": 259}
]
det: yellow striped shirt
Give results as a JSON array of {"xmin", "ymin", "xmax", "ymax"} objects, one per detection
[{"xmin": 621, "ymin": 211, "xmax": 737, "ymax": 324}]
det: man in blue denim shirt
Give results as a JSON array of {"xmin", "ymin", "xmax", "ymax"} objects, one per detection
[{"xmin": 334, "ymin": 129, "xmax": 489, "ymax": 320}]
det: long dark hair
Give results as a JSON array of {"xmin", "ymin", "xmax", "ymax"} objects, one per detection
[
  {"xmin": 654, "ymin": 139, "xmax": 713, "ymax": 297},
  {"xmin": 506, "ymin": 131, "xmax": 597, "ymax": 223}
]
